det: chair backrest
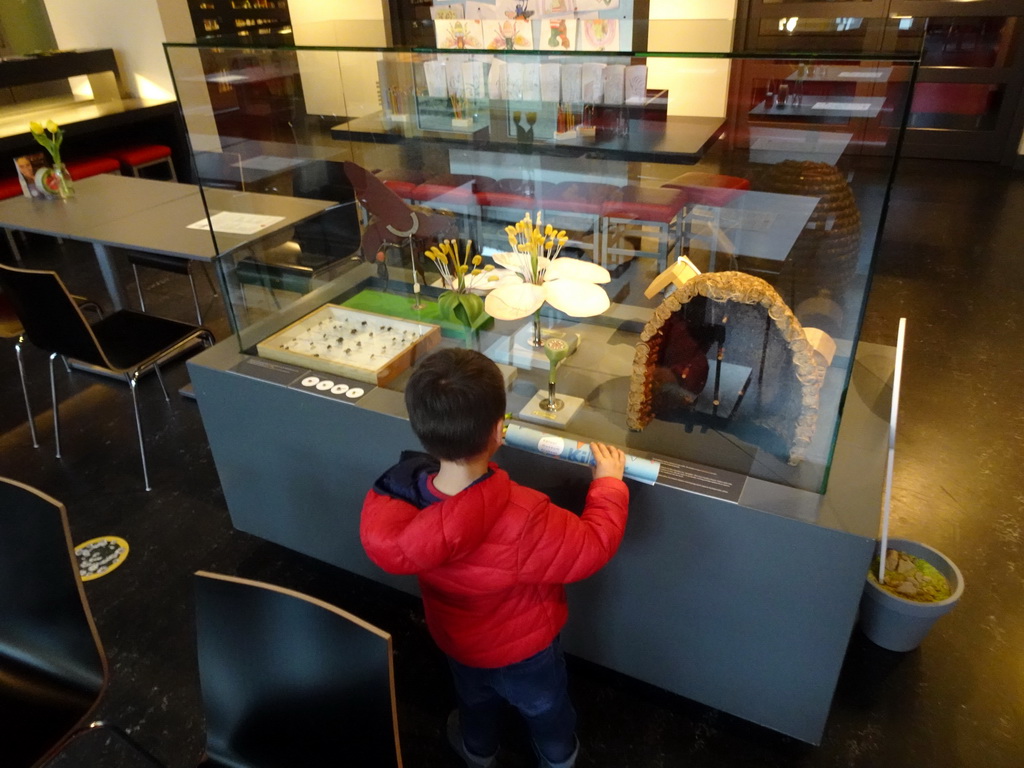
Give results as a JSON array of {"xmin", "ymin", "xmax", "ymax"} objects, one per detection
[
  {"xmin": 0, "ymin": 264, "xmax": 110, "ymax": 368},
  {"xmin": 194, "ymin": 571, "xmax": 403, "ymax": 768},
  {"xmin": 0, "ymin": 477, "xmax": 107, "ymax": 768},
  {"xmin": 0, "ymin": 290, "xmax": 25, "ymax": 339}
]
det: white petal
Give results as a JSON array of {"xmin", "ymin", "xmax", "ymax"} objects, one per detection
[
  {"xmin": 491, "ymin": 251, "xmax": 549, "ymax": 279},
  {"xmin": 543, "ymin": 280, "xmax": 610, "ymax": 318},
  {"xmin": 465, "ymin": 269, "xmax": 519, "ymax": 292},
  {"xmin": 484, "ymin": 283, "xmax": 546, "ymax": 320},
  {"xmin": 545, "ymin": 257, "xmax": 611, "ymax": 284}
]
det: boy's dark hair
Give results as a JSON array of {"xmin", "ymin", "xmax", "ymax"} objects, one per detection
[{"xmin": 405, "ymin": 348, "xmax": 506, "ymax": 461}]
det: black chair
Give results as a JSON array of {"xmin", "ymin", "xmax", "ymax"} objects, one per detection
[
  {"xmin": 128, "ymin": 251, "xmax": 218, "ymax": 325},
  {"xmin": 1, "ymin": 290, "xmax": 102, "ymax": 449},
  {"xmin": 194, "ymin": 571, "xmax": 403, "ymax": 768},
  {"xmin": 0, "ymin": 263, "xmax": 214, "ymax": 491},
  {"xmin": 0, "ymin": 477, "xmax": 165, "ymax": 768}
]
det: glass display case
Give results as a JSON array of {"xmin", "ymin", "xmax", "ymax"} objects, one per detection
[{"xmin": 165, "ymin": 39, "xmax": 917, "ymax": 496}]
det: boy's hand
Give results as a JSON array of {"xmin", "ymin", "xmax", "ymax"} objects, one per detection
[{"xmin": 591, "ymin": 442, "xmax": 626, "ymax": 481}]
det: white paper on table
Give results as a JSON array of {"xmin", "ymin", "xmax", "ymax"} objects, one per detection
[
  {"xmin": 540, "ymin": 62, "xmax": 561, "ymax": 102},
  {"xmin": 188, "ymin": 211, "xmax": 286, "ymax": 235},
  {"xmin": 812, "ymin": 101, "xmax": 872, "ymax": 111},
  {"xmin": 837, "ymin": 71, "xmax": 885, "ymax": 79},
  {"xmin": 624, "ymin": 64, "xmax": 647, "ymax": 104},
  {"xmin": 561, "ymin": 63, "xmax": 583, "ymax": 103},
  {"xmin": 581, "ymin": 62, "xmax": 605, "ymax": 104},
  {"xmin": 232, "ymin": 156, "xmax": 305, "ymax": 172},
  {"xmin": 423, "ymin": 60, "xmax": 449, "ymax": 98},
  {"xmin": 603, "ymin": 64, "xmax": 624, "ymax": 104}
]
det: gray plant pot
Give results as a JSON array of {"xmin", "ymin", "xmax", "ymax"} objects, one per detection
[{"xmin": 859, "ymin": 538, "xmax": 964, "ymax": 652}]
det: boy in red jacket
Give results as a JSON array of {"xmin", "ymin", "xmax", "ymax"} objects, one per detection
[{"xmin": 361, "ymin": 348, "xmax": 629, "ymax": 768}]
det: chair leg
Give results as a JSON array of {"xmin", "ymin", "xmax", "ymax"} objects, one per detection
[
  {"xmin": 15, "ymin": 338, "xmax": 39, "ymax": 448},
  {"xmin": 199, "ymin": 261, "xmax": 218, "ymax": 296},
  {"xmin": 49, "ymin": 353, "xmax": 61, "ymax": 459},
  {"xmin": 186, "ymin": 266, "xmax": 202, "ymax": 324},
  {"xmin": 128, "ymin": 372, "xmax": 151, "ymax": 492},
  {"xmin": 153, "ymin": 364, "xmax": 170, "ymax": 402},
  {"xmin": 132, "ymin": 264, "xmax": 147, "ymax": 312},
  {"xmin": 4, "ymin": 228, "xmax": 21, "ymax": 263}
]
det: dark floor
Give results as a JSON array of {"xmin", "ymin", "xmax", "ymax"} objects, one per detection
[{"xmin": 2, "ymin": 157, "xmax": 1022, "ymax": 768}]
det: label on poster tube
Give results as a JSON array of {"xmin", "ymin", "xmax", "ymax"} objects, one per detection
[{"xmin": 504, "ymin": 424, "xmax": 660, "ymax": 485}]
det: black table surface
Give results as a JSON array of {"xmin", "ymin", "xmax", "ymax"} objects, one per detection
[{"xmin": 331, "ymin": 110, "xmax": 725, "ymax": 166}]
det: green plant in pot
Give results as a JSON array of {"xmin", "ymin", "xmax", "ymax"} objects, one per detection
[
  {"xmin": 425, "ymin": 239, "xmax": 488, "ymax": 341},
  {"xmin": 860, "ymin": 538, "xmax": 963, "ymax": 652}
]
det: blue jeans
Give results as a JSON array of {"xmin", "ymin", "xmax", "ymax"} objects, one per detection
[{"xmin": 448, "ymin": 638, "xmax": 577, "ymax": 763}]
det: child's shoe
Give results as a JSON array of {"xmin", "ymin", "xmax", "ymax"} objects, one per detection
[
  {"xmin": 447, "ymin": 710, "xmax": 497, "ymax": 768},
  {"xmin": 535, "ymin": 736, "xmax": 579, "ymax": 768}
]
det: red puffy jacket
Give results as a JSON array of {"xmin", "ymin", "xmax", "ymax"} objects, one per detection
[{"xmin": 360, "ymin": 452, "xmax": 629, "ymax": 668}]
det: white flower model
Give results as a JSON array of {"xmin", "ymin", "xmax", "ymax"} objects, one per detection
[{"xmin": 483, "ymin": 212, "xmax": 611, "ymax": 322}]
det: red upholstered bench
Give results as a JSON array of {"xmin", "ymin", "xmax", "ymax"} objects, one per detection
[
  {"xmin": 64, "ymin": 156, "xmax": 122, "ymax": 180},
  {"xmin": 406, "ymin": 174, "xmax": 482, "ymax": 243},
  {"xmin": 108, "ymin": 144, "xmax": 176, "ymax": 180},
  {"xmin": 474, "ymin": 177, "xmax": 535, "ymax": 211},
  {"xmin": 662, "ymin": 172, "xmax": 750, "ymax": 269},
  {"xmin": 535, "ymin": 181, "xmax": 621, "ymax": 262},
  {"xmin": 377, "ymin": 169, "xmax": 427, "ymax": 200},
  {"xmin": 0, "ymin": 176, "xmax": 23, "ymax": 201},
  {"xmin": 601, "ymin": 185, "xmax": 688, "ymax": 271}
]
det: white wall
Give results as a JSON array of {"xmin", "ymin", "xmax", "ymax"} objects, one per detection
[
  {"xmin": 290, "ymin": 0, "xmax": 387, "ymax": 118},
  {"xmin": 43, "ymin": 0, "xmax": 176, "ymax": 100},
  {"xmin": 646, "ymin": 0, "xmax": 736, "ymax": 118}
]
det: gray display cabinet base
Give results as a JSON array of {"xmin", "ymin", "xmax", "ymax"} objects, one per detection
[{"xmin": 188, "ymin": 341, "xmax": 894, "ymax": 745}]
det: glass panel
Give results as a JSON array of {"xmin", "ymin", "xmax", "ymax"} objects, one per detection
[{"xmin": 166, "ymin": 41, "xmax": 914, "ymax": 496}]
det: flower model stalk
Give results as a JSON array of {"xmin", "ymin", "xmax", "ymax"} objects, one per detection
[{"xmin": 542, "ymin": 337, "xmax": 571, "ymax": 412}]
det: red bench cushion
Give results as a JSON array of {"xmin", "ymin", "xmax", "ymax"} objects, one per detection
[
  {"xmin": 109, "ymin": 144, "xmax": 172, "ymax": 166},
  {"xmin": 65, "ymin": 157, "xmax": 121, "ymax": 179}
]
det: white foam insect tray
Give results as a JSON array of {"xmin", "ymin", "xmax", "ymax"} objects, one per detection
[{"xmin": 257, "ymin": 304, "xmax": 441, "ymax": 386}]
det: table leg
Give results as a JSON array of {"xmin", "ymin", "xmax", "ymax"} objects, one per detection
[
  {"xmin": 93, "ymin": 242, "xmax": 127, "ymax": 311},
  {"xmin": 4, "ymin": 229, "xmax": 22, "ymax": 263}
]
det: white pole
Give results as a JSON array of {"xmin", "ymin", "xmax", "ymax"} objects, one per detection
[{"xmin": 879, "ymin": 317, "xmax": 907, "ymax": 585}]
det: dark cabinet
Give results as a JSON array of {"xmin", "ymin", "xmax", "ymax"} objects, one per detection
[{"xmin": 737, "ymin": 0, "xmax": 1024, "ymax": 163}]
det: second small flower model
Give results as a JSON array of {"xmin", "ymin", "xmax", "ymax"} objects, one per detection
[
  {"xmin": 425, "ymin": 239, "xmax": 490, "ymax": 327},
  {"xmin": 484, "ymin": 212, "xmax": 611, "ymax": 329},
  {"xmin": 29, "ymin": 119, "xmax": 74, "ymax": 199}
]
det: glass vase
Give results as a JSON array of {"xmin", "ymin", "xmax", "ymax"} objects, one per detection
[{"xmin": 45, "ymin": 162, "xmax": 75, "ymax": 199}]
